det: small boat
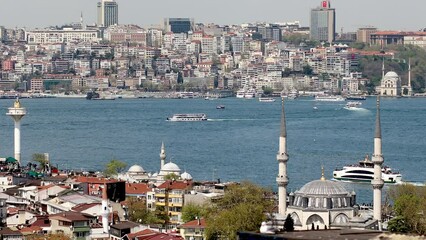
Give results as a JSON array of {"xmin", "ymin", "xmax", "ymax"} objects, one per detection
[
  {"xmin": 333, "ymin": 155, "xmax": 402, "ymax": 184},
  {"xmin": 344, "ymin": 101, "xmax": 362, "ymax": 110},
  {"xmin": 259, "ymin": 97, "xmax": 276, "ymax": 102},
  {"xmin": 167, "ymin": 113, "xmax": 208, "ymax": 122},
  {"xmin": 315, "ymin": 95, "xmax": 345, "ymax": 102},
  {"xmin": 216, "ymin": 105, "xmax": 225, "ymax": 109},
  {"xmin": 313, "ymin": 106, "xmax": 318, "ymax": 110}
]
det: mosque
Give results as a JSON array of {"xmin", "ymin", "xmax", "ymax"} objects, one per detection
[
  {"xmin": 274, "ymin": 96, "xmax": 385, "ymax": 230},
  {"xmin": 379, "ymin": 59, "xmax": 413, "ymax": 97},
  {"xmin": 117, "ymin": 142, "xmax": 193, "ymax": 185}
]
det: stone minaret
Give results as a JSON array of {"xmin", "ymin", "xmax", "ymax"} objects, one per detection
[
  {"xmin": 277, "ymin": 97, "xmax": 289, "ymax": 215},
  {"xmin": 160, "ymin": 142, "xmax": 166, "ymax": 169},
  {"xmin": 382, "ymin": 58, "xmax": 385, "ymax": 79},
  {"xmin": 408, "ymin": 59, "xmax": 413, "ymax": 96},
  {"xmin": 6, "ymin": 98, "xmax": 26, "ymax": 164},
  {"xmin": 371, "ymin": 96, "xmax": 384, "ymax": 229},
  {"xmin": 101, "ymin": 184, "xmax": 110, "ymax": 233}
]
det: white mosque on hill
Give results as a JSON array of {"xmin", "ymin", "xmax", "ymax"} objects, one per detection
[
  {"xmin": 117, "ymin": 142, "xmax": 193, "ymax": 185},
  {"xmin": 274, "ymin": 96, "xmax": 385, "ymax": 230}
]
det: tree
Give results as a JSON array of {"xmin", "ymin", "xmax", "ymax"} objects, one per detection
[
  {"xmin": 181, "ymin": 203, "xmax": 206, "ymax": 223},
  {"xmin": 204, "ymin": 182, "xmax": 274, "ymax": 240},
  {"xmin": 126, "ymin": 197, "xmax": 159, "ymax": 224},
  {"xmin": 387, "ymin": 184, "xmax": 426, "ymax": 235},
  {"xmin": 164, "ymin": 173, "xmax": 179, "ymax": 181},
  {"xmin": 26, "ymin": 233, "xmax": 71, "ymax": 240},
  {"xmin": 302, "ymin": 65, "xmax": 313, "ymax": 76},
  {"xmin": 32, "ymin": 153, "xmax": 48, "ymax": 170},
  {"xmin": 104, "ymin": 159, "xmax": 127, "ymax": 177},
  {"xmin": 262, "ymin": 86, "xmax": 273, "ymax": 96},
  {"xmin": 284, "ymin": 214, "xmax": 294, "ymax": 232}
]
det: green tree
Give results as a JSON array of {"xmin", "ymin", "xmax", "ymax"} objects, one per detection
[
  {"xmin": 284, "ymin": 214, "xmax": 294, "ymax": 231},
  {"xmin": 104, "ymin": 159, "xmax": 127, "ymax": 177},
  {"xmin": 32, "ymin": 153, "xmax": 48, "ymax": 170},
  {"xmin": 164, "ymin": 173, "xmax": 179, "ymax": 181},
  {"xmin": 262, "ymin": 86, "xmax": 273, "ymax": 96},
  {"xmin": 302, "ymin": 65, "xmax": 313, "ymax": 76},
  {"xmin": 127, "ymin": 197, "xmax": 159, "ymax": 224},
  {"xmin": 205, "ymin": 182, "xmax": 274, "ymax": 240},
  {"xmin": 181, "ymin": 203, "xmax": 206, "ymax": 223},
  {"xmin": 387, "ymin": 184, "xmax": 426, "ymax": 235}
]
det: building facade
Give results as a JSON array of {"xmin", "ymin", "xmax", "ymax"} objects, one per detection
[
  {"xmin": 310, "ymin": 1, "xmax": 335, "ymax": 43},
  {"xmin": 380, "ymin": 71, "xmax": 401, "ymax": 97},
  {"xmin": 164, "ymin": 18, "xmax": 194, "ymax": 34},
  {"xmin": 97, "ymin": 0, "xmax": 118, "ymax": 27}
]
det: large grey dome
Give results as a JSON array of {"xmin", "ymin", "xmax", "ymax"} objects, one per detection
[
  {"xmin": 297, "ymin": 180, "xmax": 349, "ymax": 196},
  {"xmin": 384, "ymin": 71, "xmax": 399, "ymax": 78}
]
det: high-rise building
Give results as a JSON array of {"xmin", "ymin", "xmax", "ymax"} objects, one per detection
[
  {"xmin": 97, "ymin": 0, "xmax": 118, "ymax": 27},
  {"xmin": 310, "ymin": 1, "xmax": 335, "ymax": 43},
  {"xmin": 163, "ymin": 18, "xmax": 194, "ymax": 34},
  {"xmin": 356, "ymin": 27, "xmax": 377, "ymax": 43}
]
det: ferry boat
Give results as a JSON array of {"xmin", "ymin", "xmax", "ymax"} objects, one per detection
[
  {"xmin": 244, "ymin": 89, "xmax": 256, "ymax": 99},
  {"xmin": 333, "ymin": 155, "xmax": 402, "ymax": 184},
  {"xmin": 346, "ymin": 95, "xmax": 367, "ymax": 101},
  {"xmin": 259, "ymin": 97, "xmax": 276, "ymax": 102},
  {"xmin": 315, "ymin": 95, "xmax": 345, "ymax": 102},
  {"xmin": 167, "ymin": 113, "xmax": 208, "ymax": 122},
  {"xmin": 344, "ymin": 101, "xmax": 362, "ymax": 110}
]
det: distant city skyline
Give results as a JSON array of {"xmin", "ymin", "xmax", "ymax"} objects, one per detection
[{"xmin": 1, "ymin": 0, "xmax": 425, "ymax": 32}]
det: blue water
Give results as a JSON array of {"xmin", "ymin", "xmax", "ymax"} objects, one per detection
[{"xmin": 0, "ymin": 97, "xmax": 424, "ymax": 203}]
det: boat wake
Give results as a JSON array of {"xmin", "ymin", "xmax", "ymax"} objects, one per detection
[
  {"xmin": 208, "ymin": 118, "xmax": 271, "ymax": 121},
  {"xmin": 344, "ymin": 107, "xmax": 368, "ymax": 111}
]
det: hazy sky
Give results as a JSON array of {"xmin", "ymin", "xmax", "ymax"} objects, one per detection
[{"xmin": 0, "ymin": 0, "xmax": 424, "ymax": 31}]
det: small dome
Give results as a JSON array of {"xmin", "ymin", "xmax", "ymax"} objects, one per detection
[
  {"xmin": 128, "ymin": 165, "xmax": 145, "ymax": 173},
  {"xmin": 297, "ymin": 180, "xmax": 349, "ymax": 196},
  {"xmin": 385, "ymin": 71, "xmax": 399, "ymax": 78},
  {"xmin": 181, "ymin": 172, "xmax": 193, "ymax": 180},
  {"xmin": 161, "ymin": 162, "xmax": 181, "ymax": 172}
]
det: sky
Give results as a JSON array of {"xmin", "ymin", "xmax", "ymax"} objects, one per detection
[{"xmin": 0, "ymin": 0, "xmax": 424, "ymax": 32}]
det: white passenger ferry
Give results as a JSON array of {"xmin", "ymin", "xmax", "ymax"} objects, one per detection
[
  {"xmin": 333, "ymin": 155, "xmax": 402, "ymax": 184},
  {"xmin": 259, "ymin": 97, "xmax": 276, "ymax": 102},
  {"xmin": 315, "ymin": 95, "xmax": 345, "ymax": 102},
  {"xmin": 167, "ymin": 113, "xmax": 208, "ymax": 122}
]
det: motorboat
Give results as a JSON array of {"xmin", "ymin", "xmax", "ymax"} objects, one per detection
[
  {"xmin": 244, "ymin": 89, "xmax": 256, "ymax": 99},
  {"xmin": 259, "ymin": 97, "xmax": 276, "ymax": 102},
  {"xmin": 236, "ymin": 90, "xmax": 245, "ymax": 98},
  {"xmin": 167, "ymin": 113, "xmax": 208, "ymax": 122},
  {"xmin": 344, "ymin": 101, "xmax": 362, "ymax": 110},
  {"xmin": 216, "ymin": 105, "xmax": 225, "ymax": 109},
  {"xmin": 333, "ymin": 155, "xmax": 402, "ymax": 184},
  {"xmin": 315, "ymin": 95, "xmax": 345, "ymax": 102}
]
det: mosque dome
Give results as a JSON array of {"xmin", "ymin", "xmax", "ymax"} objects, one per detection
[
  {"xmin": 128, "ymin": 165, "xmax": 145, "ymax": 174},
  {"xmin": 161, "ymin": 162, "xmax": 181, "ymax": 172},
  {"xmin": 297, "ymin": 179, "xmax": 349, "ymax": 196},
  {"xmin": 384, "ymin": 71, "xmax": 399, "ymax": 78},
  {"xmin": 180, "ymin": 171, "xmax": 193, "ymax": 180}
]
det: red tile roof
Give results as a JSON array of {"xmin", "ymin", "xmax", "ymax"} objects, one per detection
[
  {"xmin": 179, "ymin": 218, "xmax": 206, "ymax": 228},
  {"xmin": 126, "ymin": 183, "xmax": 151, "ymax": 195},
  {"xmin": 19, "ymin": 226, "xmax": 43, "ymax": 234},
  {"xmin": 71, "ymin": 203, "xmax": 101, "ymax": 212},
  {"xmin": 29, "ymin": 216, "xmax": 51, "ymax": 228},
  {"xmin": 157, "ymin": 180, "xmax": 192, "ymax": 190},
  {"xmin": 74, "ymin": 176, "xmax": 118, "ymax": 184},
  {"xmin": 49, "ymin": 211, "xmax": 94, "ymax": 222}
]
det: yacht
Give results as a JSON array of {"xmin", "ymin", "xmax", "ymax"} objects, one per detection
[
  {"xmin": 236, "ymin": 90, "xmax": 246, "ymax": 98},
  {"xmin": 167, "ymin": 113, "xmax": 208, "ymax": 122},
  {"xmin": 244, "ymin": 89, "xmax": 256, "ymax": 99},
  {"xmin": 344, "ymin": 101, "xmax": 362, "ymax": 110},
  {"xmin": 259, "ymin": 97, "xmax": 276, "ymax": 102},
  {"xmin": 333, "ymin": 155, "xmax": 402, "ymax": 184},
  {"xmin": 315, "ymin": 95, "xmax": 345, "ymax": 102}
]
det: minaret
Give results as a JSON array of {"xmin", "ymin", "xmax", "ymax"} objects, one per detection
[
  {"xmin": 6, "ymin": 98, "xmax": 26, "ymax": 164},
  {"xmin": 382, "ymin": 58, "xmax": 385, "ymax": 79},
  {"xmin": 276, "ymin": 97, "xmax": 289, "ymax": 215},
  {"xmin": 160, "ymin": 142, "xmax": 166, "ymax": 169},
  {"xmin": 408, "ymin": 58, "xmax": 412, "ymax": 96},
  {"xmin": 371, "ymin": 96, "xmax": 384, "ymax": 230},
  {"xmin": 101, "ymin": 184, "xmax": 110, "ymax": 233}
]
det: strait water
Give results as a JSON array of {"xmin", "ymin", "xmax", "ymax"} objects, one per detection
[{"xmin": 0, "ymin": 96, "xmax": 425, "ymax": 203}]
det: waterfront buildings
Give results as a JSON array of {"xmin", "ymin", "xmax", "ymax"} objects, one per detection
[
  {"xmin": 310, "ymin": 0, "xmax": 336, "ymax": 43},
  {"xmin": 97, "ymin": 0, "xmax": 119, "ymax": 27}
]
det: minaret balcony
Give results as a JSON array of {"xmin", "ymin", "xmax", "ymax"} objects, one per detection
[
  {"xmin": 372, "ymin": 155, "xmax": 384, "ymax": 164},
  {"xmin": 276, "ymin": 153, "xmax": 288, "ymax": 162},
  {"xmin": 371, "ymin": 179, "xmax": 384, "ymax": 189},
  {"xmin": 276, "ymin": 176, "xmax": 288, "ymax": 186}
]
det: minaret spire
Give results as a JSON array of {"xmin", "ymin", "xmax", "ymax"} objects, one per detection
[
  {"xmin": 372, "ymin": 95, "xmax": 384, "ymax": 230},
  {"xmin": 382, "ymin": 57, "xmax": 385, "ymax": 79},
  {"xmin": 160, "ymin": 142, "xmax": 166, "ymax": 169},
  {"xmin": 277, "ymin": 97, "xmax": 289, "ymax": 215},
  {"xmin": 6, "ymin": 98, "xmax": 26, "ymax": 164},
  {"xmin": 101, "ymin": 184, "xmax": 110, "ymax": 234}
]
